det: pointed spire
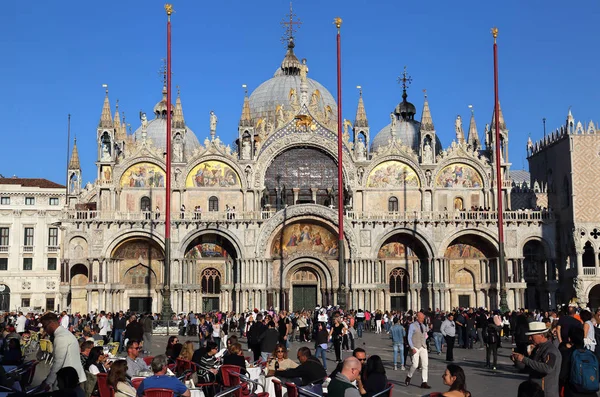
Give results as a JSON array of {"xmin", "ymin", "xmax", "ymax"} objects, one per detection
[
  {"xmin": 173, "ymin": 86, "xmax": 185, "ymax": 129},
  {"xmin": 419, "ymin": 90, "xmax": 434, "ymax": 131},
  {"xmin": 354, "ymin": 86, "xmax": 368, "ymax": 128},
  {"xmin": 490, "ymin": 101, "xmax": 507, "ymax": 130},
  {"xmin": 467, "ymin": 106, "xmax": 480, "ymax": 149},
  {"xmin": 113, "ymin": 100, "xmax": 121, "ymax": 128},
  {"xmin": 99, "ymin": 85, "xmax": 114, "ymax": 128},
  {"xmin": 68, "ymin": 138, "xmax": 81, "ymax": 170},
  {"xmin": 239, "ymin": 85, "xmax": 252, "ymax": 127}
]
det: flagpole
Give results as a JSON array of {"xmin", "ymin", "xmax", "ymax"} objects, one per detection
[
  {"xmin": 162, "ymin": 3, "xmax": 174, "ymax": 326},
  {"xmin": 66, "ymin": 114, "xmax": 71, "ymax": 199},
  {"xmin": 492, "ymin": 27, "xmax": 508, "ymax": 312},
  {"xmin": 335, "ymin": 17, "xmax": 347, "ymax": 309}
]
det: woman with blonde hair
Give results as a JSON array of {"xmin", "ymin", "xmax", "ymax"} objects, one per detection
[
  {"xmin": 266, "ymin": 343, "xmax": 298, "ymax": 376},
  {"xmin": 179, "ymin": 341, "xmax": 195, "ymax": 361}
]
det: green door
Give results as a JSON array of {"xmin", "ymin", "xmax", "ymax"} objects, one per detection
[
  {"xmin": 130, "ymin": 297, "xmax": 152, "ymax": 313},
  {"xmin": 292, "ymin": 286, "xmax": 317, "ymax": 311},
  {"xmin": 203, "ymin": 298, "xmax": 219, "ymax": 312}
]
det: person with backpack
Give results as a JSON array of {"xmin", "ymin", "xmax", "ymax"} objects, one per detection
[
  {"xmin": 559, "ymin": 326, "xmax": 599, "ymax": 397},
  {"xmin": 484, "ymin": 317, "xmax": 501, "ymax": 370},
  {"xmin": 512, "ymin": 321, "xmax": 562, "ymax": 397}
]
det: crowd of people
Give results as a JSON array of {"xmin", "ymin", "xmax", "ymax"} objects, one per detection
[{"xmin": 1, "ymin": 304, "xmax": 599, "ymax": 397}]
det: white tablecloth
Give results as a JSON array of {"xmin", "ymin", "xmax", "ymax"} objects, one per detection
[
  {"xmin": 190, "ymin": 389, "xmax": 205, "ymax": 397},
  {"xmin": 246, "ymin": 367, "xmax": 265, "ymax": 393},
  {"xmin": 264, "ymin": 376, "xmax": 287, "ymax": 397}
]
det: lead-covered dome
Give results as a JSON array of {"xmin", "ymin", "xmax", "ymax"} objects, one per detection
[
  {"xmin": 133, "ymin": 118, "xmax": 201, "ymax": 156},
  {"xmin": 371, "ymin": 90, "xmax": 443, "ymax": 154},
  {"xmin": 248, "ymin": 39, "xmax": 337, "ymax": 122}
]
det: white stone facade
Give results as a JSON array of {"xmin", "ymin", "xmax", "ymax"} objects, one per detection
[{"xmin": 0, "ymin": 178, "xmax": 64, "ymax": 312}]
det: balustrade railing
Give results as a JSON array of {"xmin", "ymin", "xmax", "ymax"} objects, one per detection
[
  {"xmin": 63, "ymin": 208, "xmax": 552, "ymax": 223},
  {"xmin": 583, "ymin": 267, "xmax": 597, "ymax": 276}
]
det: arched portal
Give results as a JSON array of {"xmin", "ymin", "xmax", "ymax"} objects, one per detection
[
  {"xmin": 389, "ymin": 268, "xmax": 409, "ymax": 311},
  {"xmin": 444, "ymin": 234, "xmax": 498, "ymax": 309},
  {"xmin": 523, "ymin": 240, "xmax": 549, "ymax": 310},
  {"xmin": 112, "ymin": 238, "xmax": 164, "ymax": 313},
  {"xmin": 0, "ymin": 284, "xmax": 10, "ymax": 312},
  {"xmin": 184, "ymin": 233, "xmax": 238, "ymax": 312},
  {"xmin": 282, "ymin": 258, "xmax": 333, "ymax": 311},
  {"xmin": 589, "ymin": 284, "xmax": 600, "ymax": 310},
  {"xmin": 377, "ymin": 231, "xmax": 431, "ymax": 309},
  {"xmin": 290, "ymin": 267, "xmax": 320, "ymax": 311},
  {"xmin": 69, "ymin": 263, "xmax": 88, "ymax": 314}
]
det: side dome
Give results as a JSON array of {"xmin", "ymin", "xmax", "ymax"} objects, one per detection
[
  {"xmin": 248, "ymin": 39, "xmax": 338, "ymax": 123},
  {"xmin": 133, "ymin": 118, "xmax": 201, "ymax": 156},
  {"xmin": 371, "ymin": 119, "xmax": 443, "ymax": 154}
]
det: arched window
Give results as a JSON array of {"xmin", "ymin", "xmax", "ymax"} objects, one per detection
[
  {"xmin": 583, "ymin": 242, "xmax": 595, "ymax": 267},
  {"xmin": 140, "ymin": 196, "xmax": 151, "ymax": 211},
  {"xmin": 201, "ymin": 268, "xmax": 221, "ymax": 294},
  {"xmin": 208, "ymin": 196, "xmax": 219, "ymax": 212},
  {"xmin": 388, "ymin": 197, "xmax": 399, "ymax": 212},
  {"xmin": 389, "ymin": 268, "xmax": 408, "ymax": 293}
]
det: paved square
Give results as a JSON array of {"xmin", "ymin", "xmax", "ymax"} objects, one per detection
[{"xmin": 30, "ymin": 330, "xmax": 526, "ymax": 396}]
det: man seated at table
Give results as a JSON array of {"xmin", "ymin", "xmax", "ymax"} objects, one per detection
[
  {"xmin": 125, "ymin": 339, "xmax": 150, "ymax": 378},
  {"xmin": 137, "ymin": 355, "xmax": 190, "ymax": 397},
  {"xmin": 274, "ymin": 346, "xmax": 327, "ymax": 388}
]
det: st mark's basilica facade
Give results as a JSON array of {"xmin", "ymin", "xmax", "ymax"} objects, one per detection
[{"xmin": 58, "ymin": 30, "xmax": 561, "ymax": 315}]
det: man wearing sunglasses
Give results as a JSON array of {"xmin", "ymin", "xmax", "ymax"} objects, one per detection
[{"xmin": 126, "ymin": 339, "xmax": 150, "ymax": 378}]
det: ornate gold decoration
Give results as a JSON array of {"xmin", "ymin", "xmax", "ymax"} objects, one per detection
[
  {"xmin": 334, "ymin": 17, "xmax": 342, "ymax": 30},
  {"xmin": 295, "ymin": 114, "xmax": 313, "ymax": 130},
  {"xmin": 165, "ymin": 4, "xmax": 173, "ymax": 16},
  {"xmin": 491, "ymin": 27, "xmax": 498, "ymax": 42}
]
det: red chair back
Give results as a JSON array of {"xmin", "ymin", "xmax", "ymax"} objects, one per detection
[
  {"xmin": 144, "ymin": 389, "xmax": 175, "ymax": 397},
  {"xmin": 96, "ymin": 373, "xmax": 110, "ymax": 397},
  {"xmin": 386, "ymin": 382, "xmax": 394, "ymax": 397},
  {"xmin": 272, "ymin": 378, "xmax": 283, "ymax": 397},
  {"xmin": 143, "ymin": 356, "xmax": 154, "ymax": 365},
  {"xmin": 131, "ymin": 377, "xmax": 144, "ymax": 389},
  {"xmin": 285, "ymin": 382, "xmax": 299, "ymax": 397},
  {"xmin": 220, "ymin": 365, "xmax": 242, "ymax": 387}
]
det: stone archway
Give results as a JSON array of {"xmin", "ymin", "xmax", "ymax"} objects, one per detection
[
  {"xmin": 589, "ymin": 284, "xmax": 600, "ymax": 310},
  {"xmin": 183, "ymin": 233, "xmax": 236, "ymax": 313},
  {"xmin": 111, "ymin": 238, "xmax": 164, "ymax": 313},
  {"xmin": 443, "ymin": 233, "xmax": 499, "ymax": 309},
  {"xmin": 283, "ymin": 257, "xmax": 334, "ymax": 311},
  {"xmin": 0, "ymin": 284, "xmax": 10, "ymax": 312},
  {"xmin": 69, "ymin": 263, "xmax": 88, "ymax": 314},
  {"xmin": 375, "ymin": 230, "xmax": 432, "ymax": 310}
]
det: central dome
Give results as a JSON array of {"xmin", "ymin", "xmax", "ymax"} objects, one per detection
[{"xmin": 248, "ymin": 39, "xmax": 337, "ymax": 123}]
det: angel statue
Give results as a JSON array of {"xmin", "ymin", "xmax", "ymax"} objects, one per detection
[
  {"xmin": 390, "ymin": 113, "xmax": 397, "ymax": 128},
  {"xmin": 300, "ymin": 59, "xmax": 309, "ymax": 83},
  {"xmin": 276, "ymin": 104, "xmax": 285, "ymax": 128},
  {"xmin": 210, "ymin": 110, "xmax": 218, "ymax": 135},
  {"xmin": 140, "ymin": 112, "xmax": 148, "ymax": 130}
]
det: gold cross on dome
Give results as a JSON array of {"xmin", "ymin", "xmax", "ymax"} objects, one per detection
[
  {"xmin": 397, "ymin": 66, "xmax": 412, "ymax": 91},
  {"xmin": 281, "ymin": 2, "xmax": 302, "ymax": 45}
]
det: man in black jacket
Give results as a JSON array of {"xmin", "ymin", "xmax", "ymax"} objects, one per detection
[
  {"xmin": 247, "ymin": 314, "xmax": 266, "ymax": 362},
  {"xmin": 125, "ymin": 315, "xmax": 144, "ymax": 347},
  {"xmin": 275, "ymin": 347, "xmax": 327, "ymax": 387},
  {"xmin": 258, "ymin": 321, "xmax": 280, "ymax": 362}
]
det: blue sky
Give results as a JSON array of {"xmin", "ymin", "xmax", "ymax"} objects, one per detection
[{"xmin": 3, "ymin": 1, "xmax": 600, "ymax": 185}]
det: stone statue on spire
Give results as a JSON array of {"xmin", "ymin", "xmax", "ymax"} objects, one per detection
[{"xmin": 210, "ymin": 110, "xmax": 218, "ymax": 139}]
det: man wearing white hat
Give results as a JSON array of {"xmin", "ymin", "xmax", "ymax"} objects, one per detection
[{"xmin": 511, "ymin": 321, "xmax": 561, "ymax": 397}]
